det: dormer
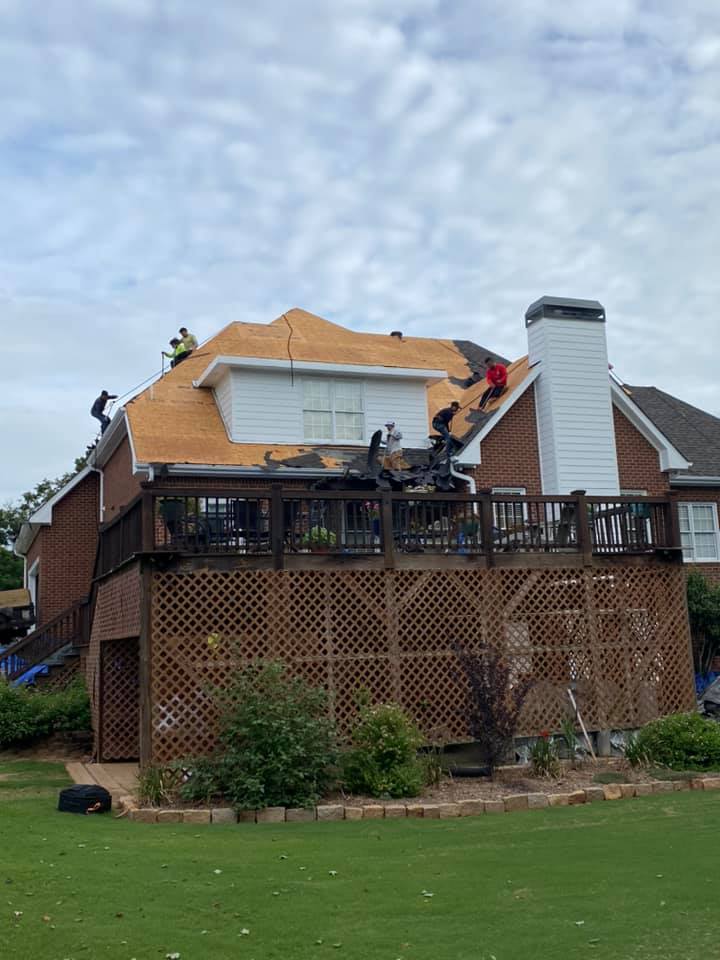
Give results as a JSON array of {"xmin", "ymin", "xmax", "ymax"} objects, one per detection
[{"xmin": 193, "ymin": 356, "xmax": 447, "ymax": 447}]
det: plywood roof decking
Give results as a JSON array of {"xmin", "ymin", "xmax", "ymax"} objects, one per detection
[
  {"xmin": 0, "ymin": 588, "xmax": 31, "ymax": 610},
  {"xmin": 126, "ymin": 308, "xmax": 528, "ymax": 469}
]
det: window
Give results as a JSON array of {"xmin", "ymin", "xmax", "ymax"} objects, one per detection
[
  {"xmin": 492, "ymin": 487, "xmax": 527, "ymax": 532},
  {"xmin": 302, "ymin": 378, "xmax": 364, "ymax": 442},
  {"xmin": 678, "ymin": 502, "xmax": 720, "ymax": 562}
]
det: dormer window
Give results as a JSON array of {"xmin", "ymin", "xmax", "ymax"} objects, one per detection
[{"xmin": 303, "ymin": 378, "xmax": 364, "ymax": 442}]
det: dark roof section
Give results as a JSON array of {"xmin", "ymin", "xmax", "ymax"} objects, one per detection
[
  {"xmin": 626, "ymin": 385, "xmax": 720, "ymax": 477},
  {"xmin": 452, "ymin": 340, "xmax": 510, "ymax": 381}
]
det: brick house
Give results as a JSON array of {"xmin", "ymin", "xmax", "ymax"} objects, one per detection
[{"xmin": 10, "ymin": 295, "xmax": 720, "ymax": 762}]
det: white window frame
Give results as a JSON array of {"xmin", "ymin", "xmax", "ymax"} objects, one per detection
[
  {"xmin": 678, "ymin": 502, "xmax": 720, "ymax": 563},
  {"xmin": 302, "ymin": 377, "xmax": 365, "ymax": 443}
]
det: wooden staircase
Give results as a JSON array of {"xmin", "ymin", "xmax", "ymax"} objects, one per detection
[{"xmin": 0, "ymin": 597, "xmax": 90, "ymax": 684}]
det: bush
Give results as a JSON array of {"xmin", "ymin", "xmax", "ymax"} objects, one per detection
[
  {"xmin": 342, "ymin": 702, "xmax": 426, "ymax": 798},
  {"xmin": 632, "ymin": 713, "xmax": 720, "ymax": 770},
  {"xmin": 0, "ymin": 677, "xmax": 91, "ymax": 748},
  {"xmin": 530, "ymin": 733, "xmax": 560, "ymax": 778},
  {"xmin": 212, "ymin": 660, "xmax": 337, "ymax": 810}
]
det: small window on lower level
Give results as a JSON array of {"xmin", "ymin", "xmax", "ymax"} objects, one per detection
[{"xmin": 679, "ymin": 502, "xmax": 720, "ymax": 562}]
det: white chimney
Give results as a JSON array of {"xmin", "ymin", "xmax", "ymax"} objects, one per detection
[{"xmin": 525, "ymin": 296, "xmax": 619, "ymax": 496}]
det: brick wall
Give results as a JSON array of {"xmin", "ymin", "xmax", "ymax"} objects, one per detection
[
  {"xmin": 465, "ymin": 386, "xmax": 542, "ymax": 494},
  {"xmin": 27, "ymin": 472, "xmax": 100, "ymax": 627},
  {"xmin": 102, "ymin": 436, "xmax": 142, "ymax": 518},
  {"xmin": 613, "ymin": 407, "xmax": 668, "ymax": 496}
]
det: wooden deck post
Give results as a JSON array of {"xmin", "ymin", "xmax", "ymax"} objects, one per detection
[
  {"xmin": 479, "ymin": 490, "xmax": 495, "ymax": 566},
  {"xmin": 141, "ymin": 492, "xmax": 155, "ymax": 553},
  {"xmin": 381, "ymin": 492, "xmax": 395, "ymax": 569},
  {"xmin": 138, "ymin": 559, "xmax": 153, "ymax": 768},
  {"xmin": 270, "ymin": 483, "xmax": 285, "ymax": 570},
  {"xmin": 666, "ymin": 491, "xmax": 682, "ymax": 551},
  {"xmin": 571, "ymin": 491, "xmax": 593, "ymax": 566}
]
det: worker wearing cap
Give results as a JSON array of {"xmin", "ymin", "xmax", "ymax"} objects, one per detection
[
  {"xmin": 90, "ymin": 390, "xmax": 118, "ymax": 434},
  {"xmin": 382, "ymin": 421, "xmax": 408, "ymax": 470}
]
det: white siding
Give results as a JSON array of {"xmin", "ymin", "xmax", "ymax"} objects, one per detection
[
  {"xmin": 528, "ymin": 317, "xmax": 619, "ymax": 496},
  {"xmin": 221, "ymin": 368, "xmax": 431, "ymax": 447}
]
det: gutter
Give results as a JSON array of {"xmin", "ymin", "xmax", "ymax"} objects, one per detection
[
  {"xmin": 162, "ymin": 463, "xmax": 347, "ymax": 479},
  {"xmin": 670, "ymin": 475, "xmax": 720, "ymax": 488}
]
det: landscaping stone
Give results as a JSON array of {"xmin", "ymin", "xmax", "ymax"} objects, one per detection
[
  {"xmin": 673, "ymin": 780, "xmax": 690, "ymax": 791},
  {"xmin": 634, "ymin": 783, "xmax": 653, "ymax": 797},
  {"xmin": 362, "ymin": 805, "xmax": 385, "ymax": 819},
  {"xmin": 130, "ymin": 808, "xmax": 157, "ymax": 823},
  {"xmin": 484, "ymin": 800, "xmax": 505, "ymax": 814},
  {"xmin": 183, "ymin": 809, "xmax": 211, "ymax": 824},
  {"xmin": 316, "ymin": 804, "xmax": 344, "ymax": 821},
  {"xmin": 156, "ymin": 809, "xmax": 183, "ymax": 823},
  {"xmin": 421, "ymin": 804, "xmax": 440, "ymax": 818},
  {"xmin": 651, "ymin": 781, "xmax": 674, "ymax": 794},
  {"xmin": 526, "ymin": 793, "xmax": 549, "ymax": 809},
  {"xmin": 458, "ymin": 799, "xmax": 484, "ymax": 817},
  {"xmin": 406, "ymin": 804, "xmax": 424, "ymax": 818},
  {"xmin": 690, "ymin": 778, "xmax": 706, "ymax": 790},
  {"xmin": 619, "ymin": 784, "xmax": 636, "ymax": 798},
  {"xmin": 548, "ymin": 794, "xmax": 570, "ymax": 807},
  {"xmin": 212, "ymin": 807, "xmax": 238, "ymax": 824},
  {"xmin": 504, "ymin": 794, "xmax": 529, "ymax": 812},
  {"xmin": 603, "ymin": 784, "xmax": 623, "ymax": 801},
  {"xmin": 584, "ymin": 787, "xmax": 606, "ymax": 803},
  {"xmin": 438, "ymin": 802, "xmax": 460, "ymax": 818},
  {"xmin": 567, "ymin": 790, "xmax": 586, "ymax": 805},
  {"xmin": 256, "ymin": 807, "xmax": 286, "ymax": 823},
  {"xmin": 702, "ymin": 777, "xmax": 720, "ymax": 790},
  {"xmin": 286, "ymin": 808, "xmax": 316, "ymax": 822},
  {"xmin": 237, "ymin": 810, "xmax": 257, "ymax": 823},
  {"xmin": 383, "ymin": 804, "xmax": 407, "ymax": 819},
  {"xmin": 343, "ymin": 806, "xmax": 363, "ymax": 821}
]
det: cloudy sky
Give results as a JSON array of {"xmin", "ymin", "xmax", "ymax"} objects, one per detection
[{"xmin": 1, "ymin": 0, "xmax": 719, "ymax": 501}]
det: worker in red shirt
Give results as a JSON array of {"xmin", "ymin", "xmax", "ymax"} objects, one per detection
[{"xmin": 479, "ymin": 356, "xmax": 508, "ymax": 409}]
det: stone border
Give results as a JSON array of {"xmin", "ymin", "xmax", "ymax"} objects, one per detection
[{"xmin": 120, "ymin": 777, "xmax": 720, "ymax": 823}]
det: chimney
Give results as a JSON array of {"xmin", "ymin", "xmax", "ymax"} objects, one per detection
[{"xmin": 525, "ymin": 296, "xmax": 619, "ymax": 496}]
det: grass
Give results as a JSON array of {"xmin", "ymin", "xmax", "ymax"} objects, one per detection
[{"xmin": 2, "ymin": 761, "xmax": 720, "ymax": 959}]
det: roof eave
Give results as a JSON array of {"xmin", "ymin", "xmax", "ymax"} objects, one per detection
[
  {"xmin": 669, "ymin": 474, "xmax": 720, "ymax": 487},
  {"xmin": 610, "ymin": 382, "xmax": 692, "ymax": 472}
]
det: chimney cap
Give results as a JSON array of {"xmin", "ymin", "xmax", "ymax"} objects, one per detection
[
  {"xmin": 390, "ymin": 330, "xmax": 403, "ymax": 339},
  {"xmin": 525, "ymin": 296, "xmax": 605, "ymax": 327}
]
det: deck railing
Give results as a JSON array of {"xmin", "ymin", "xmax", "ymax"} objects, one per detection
[
  {"xmin": 95, "ymin": 487, "xmax": 680, "ymax": 577},
  {"xmin": 0, "ymin": 597, "xmax": 90, "ymax": 683}
]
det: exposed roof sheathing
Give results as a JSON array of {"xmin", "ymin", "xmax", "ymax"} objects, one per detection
[
  {"xmin": 126, "ymin": 308, "xmax": 527, "ymax": 469},
  {"xmin": 0, "ymin": 588, "xmax": 31, "ymax": 610}
]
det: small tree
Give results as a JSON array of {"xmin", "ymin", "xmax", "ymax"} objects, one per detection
[
  {"xmin": 453, "ymin": 642, "xmax": 534, "ymax": 775},
  {"xmin": 687, "ymin": 571, "xmax": 720, "ymax": 675}
]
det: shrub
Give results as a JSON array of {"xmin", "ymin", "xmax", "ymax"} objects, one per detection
[
  {"xmin": 212, "ymin": 660, "xmax": 337, "ymax": 810},
  {"xmin": 632, "ymin": 713, "xmax": 720, "ymax": 770},
  {"xmin": 0, "ymin": 677, "xmax": 91, "ymax": 748},
  {"xmin": 453, "ymin": 643, "xmax": 534, "ymax": 775},
  {"xmin": 342, "ymin": 702, "xmax": 426, "ymax": 798},
  {"xmin": 530, "ymin": 732, "xmax": 560, "ymax": 778},
  {"xmin": 687, "ymin": 571, "xmax": 720, "ymax": 674},
  {"xmin": 301, "ymin": 526, "xmax": 337, "ymax": 549}
]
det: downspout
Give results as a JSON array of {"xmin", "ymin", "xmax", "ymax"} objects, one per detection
[{"xmin": 449, "ymin": 459, "xmax": 478, "ymax": 515}]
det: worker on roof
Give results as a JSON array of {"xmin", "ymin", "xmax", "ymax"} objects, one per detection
[
  {"xmin": 432, "ymin": 401, "xmax": 460, "ymax": 455},
  {"xmin": 90, "ymin": 390, "xmax": 118, "ymax": 434},
  {"xmin": 381, "ymin": 420, "xmax": 409, "ymax": 470},
  {"xmin": 163, "ymin": 337, "xmax": 189, "ymax": 369},
  {"xmin": 479, "ymin": 356, "xmax": 508, "ymax": 409},
  {"xmin": 179, "ymin": 327, "xmax": 198, "ymax": 354}
]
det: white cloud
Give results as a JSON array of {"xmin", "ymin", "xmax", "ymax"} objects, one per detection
[{"xmin": 0, "ymin": 0, "xmax": 719, "ymax": 500}]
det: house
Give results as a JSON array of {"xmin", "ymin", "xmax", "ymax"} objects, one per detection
[{"xmin": 13, "ymin": 295, "xmax": 718, "ymax": 763}]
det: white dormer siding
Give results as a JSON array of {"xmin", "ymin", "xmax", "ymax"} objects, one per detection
[
  {"xmin": 195, "ymin": 357, "xmax": 446, "ymax": 448},
  {"xmin": 526, "ymin": 297, "xmax": 620, "ymax": 496}
]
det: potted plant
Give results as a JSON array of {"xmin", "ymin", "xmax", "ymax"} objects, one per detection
[{"xmin": 301, "ymin": 525, "xmax": 337, "ymax": 552}]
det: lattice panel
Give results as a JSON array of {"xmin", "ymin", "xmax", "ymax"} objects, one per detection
[
  {"xmin": 100, "ymin": 637, "xmax": 140, "ymax": 760},
  {"xmin": 147, "ymin": 563, "xmax": 696, "ymax": 763}
]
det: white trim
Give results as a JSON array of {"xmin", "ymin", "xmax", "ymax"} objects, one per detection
[
  {"xmin": 163, "ymin": 463, "xmax": 346, "ymax": 478},
  {"xmin": 460, "ymin": 366, "xmax": 541, "ymax": 466},
  {"xmin": 91, "ymin": 407, "xmax": 128, "ymax": 465},
  {"xmin": 212, "ymin": 385, "xmax": 233, "ymax": 442},
  {"xmin": 678, "ymin": 501, "xmax": 720, "ymax": 563},
  {"xmin": 194, "ymin": 355, "xmax": 447, "ymax": 389},
  {"xmin": 670, "ymin": 475, "xmax": 720, "ymax": 487},
  {"xmin": 611, "ymin": 382, "xmax": 691, "ymax": 472},
  {"xmin": 27, "ymin": 557, "xmax": 39, "ymax": 612},
  {"xmin": 25, "ymin": 465, "xmax": 95, "ymax": 527}
]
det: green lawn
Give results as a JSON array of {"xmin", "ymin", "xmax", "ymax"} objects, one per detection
[{"xmin": 2, "ymin": 761, "xmax": 720, "ymax": 960}]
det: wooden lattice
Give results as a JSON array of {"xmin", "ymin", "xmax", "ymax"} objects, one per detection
[
  {"xmin": 100, "ymin": 637, "xmax": 140, "ymax": 760},
  {"xmin": 148, "ymin": 563, "xmax": 695, "ymax": 763}
]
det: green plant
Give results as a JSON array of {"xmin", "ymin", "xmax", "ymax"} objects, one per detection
[
  {"xmin": 687, "ymin": 571, "xmax": 720, "ymax": 674},
  {"xmin": 177, "ymin": 757, "xmax": 221, "ymax": 805},
  {"xmin": 560, "ymin": 716, "xmax": 578, "ymax": 760},
  {"xmin": 0, "ymin": 677, "xmax": 91, "ymax": 748},
  {"xmin": 212, "ymin": 660, "xmax": 337, "ymax": 810},
  {"xmin": 301, "ymin": 525, "xmax": 337, "ymax": 549},
  {"xmin": 593, "ymin": 771, "xmax": 626, "ymax": 785},
  {"xmin": 453, "ymin": 643, "xmax": 535, "ymax": 775},
  {"xmin": 623, "ymin": 734, "xmax": 650, "ymax": 768},
  {"xmin": 343, "ymin": 702, "xmax": 426, "ymax": 798},
  {"xmin": 632, "ymin": 713, "xmax": 720, "ymax": 770},
  {"xmin": 530, "ymin": 732, "xmax": 560, "ymax": 778}
]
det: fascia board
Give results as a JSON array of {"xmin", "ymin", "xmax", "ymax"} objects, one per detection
[
  {"xmin": 193, "ymin": 356, "xmax": 448, "ymax": 388},
  {"xmin": 611, "ymin": 382, "xmax": 692, "ymax": 472}
]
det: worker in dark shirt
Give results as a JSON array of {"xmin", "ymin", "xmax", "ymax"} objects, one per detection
[
  {"xmin": 432, "ymin": 401, "xmax": 460, "ymax": 455},
  {"xmin": 90, "ymin": 390, "xmax": 118, "ymax": 434},
  {"xmin": 479, "ymin": 357, "xmax": 508, "ymax": 409}
]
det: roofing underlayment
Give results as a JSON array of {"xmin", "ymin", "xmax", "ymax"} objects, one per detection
[{"xmin": 125, "ymin": 308, "xmax": 529, "ymax": 469}]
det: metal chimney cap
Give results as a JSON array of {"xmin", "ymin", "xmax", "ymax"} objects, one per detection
[
  {"xmin": 390, "ymin": 330, "xmax": 403, "ymax": 339},
  {"xmin": 525, "ymin": 296, "xmax": 605, "ymax": 327}
]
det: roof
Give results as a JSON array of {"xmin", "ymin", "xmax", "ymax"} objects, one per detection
[
  {"xmin": 124, "ymin": 308, "xmax": 525, "ymax": 471},
  {"xmin": 14, "ymin": 466, "xmax": 97, "ymax": 557},
  {"xmin": 625, "ymin": 385, "xmax": 720, "ymax": 478},
  {"xmin": 0, "ymin": 588, "xmax": 31, "ymax": 611}
]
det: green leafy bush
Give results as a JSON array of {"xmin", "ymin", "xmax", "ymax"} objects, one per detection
[
  {"xmin": 211, "ymin": 660, "xmax": 337, "ymax": 810},
  {"xmin": 301, "ymin": 526, "xmax": 337, "ymax": 549},
  {"xmin": 342, "ymin": 702, "xmax": 426, "ymax": 798},
  {"xmin": 530, "ymin": 733, "xmax": 560, "ymax": 778},
  {"xmin": 632, "ymin": 713, "xmax": 720, "ymax": 770},
  {"xmin": 0, "ymin": 677, "xmax": 91, "ymax": 748}
]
